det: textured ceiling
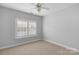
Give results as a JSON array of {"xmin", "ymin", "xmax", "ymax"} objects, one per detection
[{"xmin": 0, "ymin": 3, "xmax": 76, "ymax": 16}]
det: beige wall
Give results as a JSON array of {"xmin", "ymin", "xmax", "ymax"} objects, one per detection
[
  {"xmin": 43, "ymin": 4, "xmax": 79, "ymax": 50},
  {"xmin": 0, "ymin": 6, "xmax": 43, "ymax": 48}
]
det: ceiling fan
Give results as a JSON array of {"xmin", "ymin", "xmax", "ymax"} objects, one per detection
[{"xmin": 32, "ymin": 3, "xmax": 49, "ymax": 13}]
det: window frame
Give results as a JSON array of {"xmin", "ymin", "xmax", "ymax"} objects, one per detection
[{"xmin": 15, "ymin": 18, "xmax": 37, "ymax": 39}]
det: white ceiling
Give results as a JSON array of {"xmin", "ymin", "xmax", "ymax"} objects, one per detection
[{"xmin": 0, "ymin": 3, "xmax": 76, "ymax": 16}]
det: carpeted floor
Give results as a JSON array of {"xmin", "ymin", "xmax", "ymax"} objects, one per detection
[{"xmin": 0, "ymin": 40, "xmax": 78, "ymax": 55}]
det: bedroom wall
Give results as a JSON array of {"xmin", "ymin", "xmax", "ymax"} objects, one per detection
[
  {"xmin": 0, "ymin": 6, "xmax": 43, "ymax": 48},
  {"xmin": 43, "ymin": 4, "xmax": 79, "ymax": 50}
]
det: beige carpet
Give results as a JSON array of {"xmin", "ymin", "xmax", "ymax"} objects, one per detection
[{"xmin": 0, "ymin": 40, "xmax": 78, "ymax": 55}]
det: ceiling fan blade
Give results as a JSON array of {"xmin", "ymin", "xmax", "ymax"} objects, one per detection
[
  {"xmin": 41, "ymin": 7, "xmax": 49, "ymax": 10},
  {"xmin": 31, "ymin": 7, "xmax": 38, "ymax": 10}
]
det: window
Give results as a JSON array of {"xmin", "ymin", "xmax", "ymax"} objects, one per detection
[
  {"xmin": 29, "ymin": 21, "xmax": 37, "ymax": 36},
  {"xmin": 16, "ymin": 18, "xmax": 37, "ymax": 38}
]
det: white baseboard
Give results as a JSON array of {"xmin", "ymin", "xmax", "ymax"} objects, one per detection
[
  {"xmin": 0, "ymin": 39, "xmax": 41, "ymax": 50},
  {"xmin": 44, "ymin": 39, "xmax": 79, "ymax": 52},
  {"xmin": 1, "ymin": 39, "xmax": 79, "ymax": 53}
]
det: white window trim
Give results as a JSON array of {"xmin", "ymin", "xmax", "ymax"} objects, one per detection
[{"xmin": 15, "ymin": 18, "xmax": 37, "ymax": 39}]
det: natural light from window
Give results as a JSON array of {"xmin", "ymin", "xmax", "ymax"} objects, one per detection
[{"xmin": 16, "ymin": 18, "xmax": 37, "ymax": 38}]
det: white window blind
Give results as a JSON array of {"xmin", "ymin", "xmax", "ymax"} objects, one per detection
[
  {"xmin": 29, "ymin": 21, "xmax": 37, "ymax": 36},
  {"xmin": 16, "ymin": 18, "xmax": 37, "ymax": 38}
]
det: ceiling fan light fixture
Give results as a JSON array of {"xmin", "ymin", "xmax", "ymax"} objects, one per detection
[{"xmin": 31, "ymin": 3, "xmax": 50, "ymax": 16}]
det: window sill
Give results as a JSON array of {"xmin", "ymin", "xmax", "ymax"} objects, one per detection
[{"xmin": 15, "ymin": 35, "xmax": 37, "ymax": 39}]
